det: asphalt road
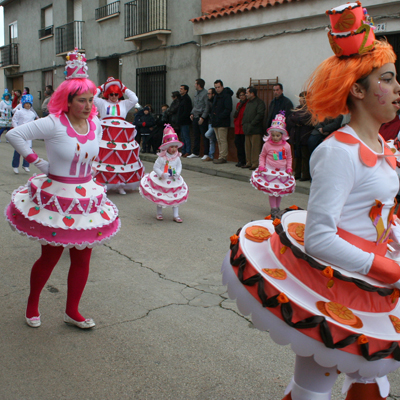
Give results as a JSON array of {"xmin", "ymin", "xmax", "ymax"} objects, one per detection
[{"xmin": 1, "ymin": 139, "xmax": 400, "ymax": 400}]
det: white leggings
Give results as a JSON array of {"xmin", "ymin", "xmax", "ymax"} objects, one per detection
[{"xmin": 157, "ymin": 206, "xmax": 179, "ymax": 218}]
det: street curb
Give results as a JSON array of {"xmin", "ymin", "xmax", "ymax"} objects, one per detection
[{"xmin": 139, "ymin": 153, "xmax": 310, "ymax": 196}]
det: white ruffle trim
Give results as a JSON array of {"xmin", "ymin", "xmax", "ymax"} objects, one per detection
[
  {"xmin": 342, "ymin": 375, "xmax": 390, "ymax": 397},
  {"xmin": 221, "ymin": 252, "xmax": 400, "ymax": 378},
  {"xmin": 249, "ymin": 179, "xmax": 294, "ymax": 197},
  {"xmin": 5, "ymin": 205, "xmax": 121, "ymax": 249}
]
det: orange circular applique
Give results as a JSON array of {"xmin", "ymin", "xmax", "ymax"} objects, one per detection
[
  {"xmin": 316, "ymin": 301, "xmax": 330, "ymax": 317},
  {"xmin": 351, "ymin": 316, "xmax": 364, "ymax": 329},
  {"xmin": 287, "ymin": 223, "xmax": 305, "ymax": 245},
  {"xmin": 391, "ymin": 289, "xmax": 400, "ymax": 304},
  {"xmin": 262, "ymin": 268, "xmax": 287, "ymax": 280},
  {"xmin": 325, "ymin": 302, "xmax": 357, "ymax": 326},
  {"xmin": 245, "ymin": 226, "xmax": 271, "ymax": 242},
  {"xmin": 389, "ymin": 315, "xmax": 400, "ymax": 333}
]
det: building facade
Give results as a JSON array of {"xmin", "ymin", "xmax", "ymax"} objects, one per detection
[
  {"xmin": 0, "ymin": 0, "xmax": 202, "ymax": 114},
  {"xmin": 191, "ymin": 0, "xmax": 400, "ymax": 111}
]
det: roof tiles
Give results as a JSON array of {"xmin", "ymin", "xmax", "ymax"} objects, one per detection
[{"xmin": 191, "ymin": 0, "xmax": 301, "ymax": 23}]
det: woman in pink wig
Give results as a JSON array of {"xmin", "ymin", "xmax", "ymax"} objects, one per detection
[{"xmin": 5, "ymin": 49, "xmax": 120, "ymax": 329}]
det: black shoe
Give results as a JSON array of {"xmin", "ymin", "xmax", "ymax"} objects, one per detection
[{"xmin": 236, "ymin": 162, "xmax": 244, "ymax": 167}]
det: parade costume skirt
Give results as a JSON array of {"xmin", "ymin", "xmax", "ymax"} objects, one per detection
[
  {"xmin": 250, "ymin": 167, "xmax": 295, "ymax": 197},
  {"xmin": 93, "ymin": 117, "xmax": 145, "ymax": 191},
  {"xmin": 5, "ymin": 173, "xmax": 120, "ymax": 249},
  {"xmin": 139, "ymin": 172, "xmax": 189, "ymax": 208},
  {"xmin": 222, "ymin": 209, "xmax": 400, "ymax": 378}
]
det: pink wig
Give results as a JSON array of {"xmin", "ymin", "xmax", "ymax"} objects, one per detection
[{"xmin": 48, "ymin": 78, "xmax": 98, "ymax": 119}]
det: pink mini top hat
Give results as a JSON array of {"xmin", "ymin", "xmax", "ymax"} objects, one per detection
[
  {"xmin": 266, "ymin": 111, "xmax": 289, "ymax": 140},
  {"xmin": 64, "ymin": 48, "xmax": 88, "ymax": 79},
  {"xmin": 159, "ymin": 124, "xmax": 183, "ymax": 150}
]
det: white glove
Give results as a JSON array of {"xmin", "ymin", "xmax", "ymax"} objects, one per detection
[{"xmin": 34, "ymin": 158, "xmax": 49, "ymax": 175}]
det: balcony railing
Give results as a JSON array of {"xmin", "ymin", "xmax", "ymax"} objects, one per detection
[
  {"xmin": 39, "ymin": 25, "xmax": 54, "ymax": 40},
  {"xmin": 55, "ymin": 21, "xmax": 84, "ymax": 55},
  {"xmin": 96, "ymin": 1, "xmax": 120, "ymax": 21},
  {"xmin": 0, "ymin": 43, "xmax": 19, "ymax": 68},
  {"xmin": 125, "ymin": 0, "xmax": 168, "ymax": 39}
]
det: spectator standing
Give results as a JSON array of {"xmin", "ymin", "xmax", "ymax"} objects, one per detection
[
  {"xmin": 379, "ymin": 112, "xmax": 400, "ymax": 141},
  {"xmin": 233, "ymin": 88, "xmax": 248, "ymax": 167},
  {"xmin": 12, "ymin": 89, "xmax": 21, "ymax": 109},
  {"xmin": 204, "ymin": 88, "xmax": 216, "ymax": 162},
  {"xmin": 177, "ymin": 85, "xmax": 192, "ymax": 157},
  {"xmin": 266, "ymin": 83, "xmax": 293, "ymax": 128},
  {"xmin": 241, "ymin": 87, "xmax": 266, "ymax": 170},
  {"xmin": 211, "ymin": 80, "xmax": 233, "ymax": 164},
  {"xmin": 289, "ymin": 93, "xmax": 314, "ymax": 181},
  {"xmin": 189, "ymin": 78, "xmax": 209, "ymax": 160},
  {"xmin": 308, "ymin": 114, "xmax": 344, "ymax": 154},
  {"xmin": 41, "ymin": 85, "xmax": 54, "ymax": 117},
  {"xmin": 0, "ymin": 89, "xmax": 13, "ymax": 141},
  {"xmin": 168, "ymin": 91, "xmax": 181, "ymax": 134},
  {"xmin": 137, "ymin": 106, "xmax": 156, "ymax": 153}
]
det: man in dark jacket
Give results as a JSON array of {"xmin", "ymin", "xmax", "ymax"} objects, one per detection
[
  {"xmin": 267, "ymin": 83, "xmax": 294, "ymax": 128},
  {"xmin": 241, "ymin": 87, "xmax": 266, "ymax": 170},
  {"xmin": 211, "ymin": 80, "xmax": 233, "ymax": 164},
  {"xmin": 177, "ymin": 85, "xmax": 193, "ymax": 157}
]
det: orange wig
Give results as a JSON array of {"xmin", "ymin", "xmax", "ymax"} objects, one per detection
[
  {"xmin": 305, "ymin": 40, "xmax": 396, "ymax": 124},
  {"xmin": 103, "ymin": 84, "xmax": 122, "ymax": 100}
]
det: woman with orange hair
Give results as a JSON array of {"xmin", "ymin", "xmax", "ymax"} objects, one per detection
[
  {"xmin": 222, "ymin": 3, "xmax": 400, "ymax": 399},
  {"xmin": 93, "ymin": 77, "xmax": 144, "ymax": 194}
]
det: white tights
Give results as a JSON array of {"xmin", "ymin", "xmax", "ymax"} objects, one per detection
[{"xmin": 157, "ymin": 206, "xmax": 179, "ymax": 218}]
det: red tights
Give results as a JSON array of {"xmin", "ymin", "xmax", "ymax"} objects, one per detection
[{"xmin": 26, "ymin": 245, "xmax": 92, "ymax": 322}]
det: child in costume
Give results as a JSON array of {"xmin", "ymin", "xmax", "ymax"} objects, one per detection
[
  {"xmin": 5, "ymin": 49, "xmax": 120, "ymax": 329},
  {"xmin": 0, "ymin": 89, "xmax": 13, "ymax": 141},
  {"xmin": 222, "ymin": 3, "xmax": 400, "ymax": 399},
  {"xmin": 250, "ymin": 111, "xmax": 295, "ymax": 219},
  {"xmin": 11, "ymin": 94, "xmax": 35, "ymax": 173},
  {"xmin": 139, "ymin": 124, "xmax": 188, "ymax": 222},
  {"xmin": 93, "ymin": 77, "xmax": 144, "ymax": 195}
]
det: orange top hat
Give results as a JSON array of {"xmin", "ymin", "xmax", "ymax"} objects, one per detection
[{"xmin": 326, "ymin": 2, "xmax": 376, "ymax": 57}]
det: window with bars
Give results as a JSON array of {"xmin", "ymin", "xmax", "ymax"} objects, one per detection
[{"xmin": 136, "ymin": 65, "xmax": 166, "ymax": 113}]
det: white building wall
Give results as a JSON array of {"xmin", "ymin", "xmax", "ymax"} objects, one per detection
[{"xmin": 194, "ymin": 0, "xmax": 400, "ymax": 107}]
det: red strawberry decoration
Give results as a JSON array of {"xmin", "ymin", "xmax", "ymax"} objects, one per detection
[
  {"xmin": 75, "ymin": 185, "xmax": 87, "ymax": 197},
  {"xmin": 275, "ymin": 184, "xmax": 279, "ymax": 188},
  {"xmin": 271, "ymin": 171, "xmax": 276, "ymax": 174},
  {"xmin": 111, "ymin": 121, "xmax": 120, "ymax": 125},
  {"xmin": 122, "ymin": 144, "xmax": 127, "ymax": 149},
  {"xmin": 121, "ymin": 167, "xmax": 125, "ymax": 171},
  {"xmin": 28, "ymin": 206, "xmax": 40, "ymax": 216},
  {"xmin": 279, "ymin": 172, "xmax": 284, "ymax": 175},
  {"xmin": 41, "ymin": 179, "xmax": 52, "ymax": 189},
  {"xmin": 106, "ymin": 165, "xmax": 115, "ymax": 172},
  {"xmin": 100, "ymin": 210, "xmax": 110, "ymax": 220},
  {"xmin": 157, "ymin": 193, "xmax": 162, "ymax": 196},
  {"xmin": 106, "ymin": 142, "xmax": 117, "ymax": 149},
  {"xmin": 63, "ymin": 215, "xmax": 75, "ymax": 227},
  {"xmin": 20, "ymin": 189, "xmax": 29, "ymax": 194}
]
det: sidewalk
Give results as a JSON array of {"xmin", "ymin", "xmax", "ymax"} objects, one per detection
[{"xmin": 140, "ymin": 153, "xmax": 311, "ymax": 195}]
